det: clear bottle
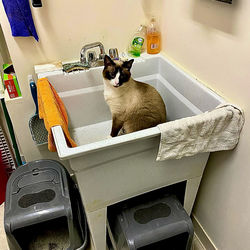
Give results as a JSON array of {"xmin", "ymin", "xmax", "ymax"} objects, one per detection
[
  {"xmin": 147, "ymin": 17, "xmax": 161, "ymax": 54},
  {"xmin": 128, "ymin": 25, "xmax": 147, "ymax": 57}
]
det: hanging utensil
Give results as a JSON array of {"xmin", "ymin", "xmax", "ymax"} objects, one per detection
[{"xmin": 28, "ymin": 77, "xmax": 48, "ymax": 145}]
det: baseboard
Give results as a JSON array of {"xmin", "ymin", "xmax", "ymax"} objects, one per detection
[
  {"xmin": 192, "ymin": 214, "xmax": 218, "ymax": 250},
  {"xmin": 192, "ymin": 233, "xmax": 206, "ymax": 250}
]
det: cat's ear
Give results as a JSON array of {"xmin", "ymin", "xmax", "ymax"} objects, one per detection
[
  {"xmin": 104, "ymin": 55, "xmax": 115, "ymax": 67},
  {"xmin": 123, "ymin": 59, "xmax": 134, "ymax": 70}
]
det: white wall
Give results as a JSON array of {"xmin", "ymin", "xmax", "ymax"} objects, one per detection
[
  {"xmin": 0, "ymin": 25, "xmax": 13, "ymax": 159},
  {"xmin": 0, "ymin": 0, "xmax": 249, "ymax": 249},
  {"xmin": 0, "ymin": 25, "xmax": 10, "ymax": 66},
  {"xmin": 0, "ymin": 0, "xmax": 156, "ymax": 161},
  {"xmin": 161, "ymin": 1, "xmax": 250, "ymax": 249}
]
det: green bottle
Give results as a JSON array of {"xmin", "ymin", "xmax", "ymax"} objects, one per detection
[{"xmin": 128, "ymin": 25, "xmax": 146, "ymax": 57}]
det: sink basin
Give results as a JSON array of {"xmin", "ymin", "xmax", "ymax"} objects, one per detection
[
  {"xmin": 37, "ymin": 54, "xmax": 225, "ymax": 250},
  {"xmin": 39, "ymin": 54, "xmax": 224, "ymax": 152},
  {"xmin": 90, "ymin": 59, "xmax": 104, "ymax": 67}
]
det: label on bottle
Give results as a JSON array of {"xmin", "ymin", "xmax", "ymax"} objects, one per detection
[
  {"xmin": 131, "ymin": 37, "xmax": 144, "ymax": 52},
  {"xmin": 4, "ymin": 79, "xmax": 19, "ymax": 98},
  {"xmin": 129, "ymin": 36, "xmax": 144, "ymax": 57},
  {"xmin": 151, "ymin": 43, "xmax": 158, "ymax": 49},
  {"xmin": 132, "ymin": 37, "xmax": 144, "ymax": 46}
]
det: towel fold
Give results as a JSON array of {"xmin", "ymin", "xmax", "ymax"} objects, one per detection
[
  {"xmin": 37, "ymin": 78, "xmax": 77, "ymax": 152},
  {"xmin": 157, "ymin": 104, "xmax": 244, "ymax": 161},
  {"xmin": 2, "ymin": 0, "xmax": 39, "ymax": 41}
]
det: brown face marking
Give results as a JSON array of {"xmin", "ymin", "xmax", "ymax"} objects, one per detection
[
  {"xmin": 103, "ymin": 55, "xmax": 134, "ymax": 87},
  {"xmin": 103, "ymin": 64, "xmax": 118, "ymax": 80}
]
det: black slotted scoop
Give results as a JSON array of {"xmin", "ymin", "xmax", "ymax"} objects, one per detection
[{"xmin": 28, "ymin": 81, "xmax": 48, "ymax": 145}]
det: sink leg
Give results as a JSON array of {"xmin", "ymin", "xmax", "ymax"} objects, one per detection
[
  {"xmin": 184, "ymin": 176, "xmax": 202, "ymax": 215},
  {"xmin": 85, "ymin": 207, "xmax": 107, "ymax": 250}
]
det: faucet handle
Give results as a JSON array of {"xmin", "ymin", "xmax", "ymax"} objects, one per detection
[
  {"xmin": 87, "ymin": 51, "xmax": 97, "ymax": 63},
  {"xmin": 99, "ymin": 53, "xmax": 106, "ymax": 60},
  {"xmin": 109, "ymin": 48, "xmax": 119, "ymax": 60},
  {"xmin": 80, "ymin": 42, "xmax": 106, "ymax": 65}
]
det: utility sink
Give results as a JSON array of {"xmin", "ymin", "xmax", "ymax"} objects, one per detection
[
  {"xmin": 37, "ymin": 53, "xmax": 225, "ymax": 250},
  {"xmin": 38, "ymin": 54, "xmax": 224, "ymax": 158}
]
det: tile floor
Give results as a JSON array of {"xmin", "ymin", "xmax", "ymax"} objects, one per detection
[{"xmin": 0, "ymin": 203, "xmax": 205, "ymax": 250}]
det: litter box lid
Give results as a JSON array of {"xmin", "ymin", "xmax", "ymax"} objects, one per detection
[
  {"xmin": 6, "ymin": 159, "xmax": 69, "ymax": 195},
  {"xmin": 11, "ymin": 166, "xmax": 61, "ymax": 194},
  {"xmin": 4, "ymin": 160, "xmax": 72, "ymax": 228}
]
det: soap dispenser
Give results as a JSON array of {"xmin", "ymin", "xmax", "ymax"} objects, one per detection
[
  {"xmin": 128, "ymin": 25, "xmax": 147, "ymax": 57},
  {"xmin": 147, "ymin": 17, "xmax": 161, "ymax": 54}
]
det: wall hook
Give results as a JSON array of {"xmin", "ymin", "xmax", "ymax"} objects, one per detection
[{"xmin": 32, "ymin": 0, "xmax": 42, "ymax": 7}]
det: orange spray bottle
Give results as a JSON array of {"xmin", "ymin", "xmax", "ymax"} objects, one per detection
[{"xmin": 147, "ymin": 17, "xmax": 161, "ymax": 54}]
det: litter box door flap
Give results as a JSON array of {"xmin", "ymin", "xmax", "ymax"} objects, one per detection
[{"xmin": 11, "ymin": 168, "xmax": 60, "ymax": 194}]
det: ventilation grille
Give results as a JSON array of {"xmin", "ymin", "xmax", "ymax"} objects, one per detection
[{"xmin": 0, "ymin": 126, "xmax": 16, "ymax": 176}]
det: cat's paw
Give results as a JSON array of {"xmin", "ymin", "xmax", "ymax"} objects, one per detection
[{"xmin": 106, "ymin": 135, "xmax": 112, "ymax": 139}]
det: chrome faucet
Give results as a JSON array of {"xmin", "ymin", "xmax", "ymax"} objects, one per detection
[{"xmin": 80, "ymin": 42, "xmax": 106, "ymax": 66}]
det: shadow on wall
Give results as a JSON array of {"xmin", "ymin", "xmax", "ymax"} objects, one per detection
[
  {"xmin": 0, "ymin": 25, "xmax": 11, "ymax": 63},
  {"xmin": 142, "ymin": 0, "xmax": 164, "ymax": 20},
  {"xmin": 192, "ymin": 0, "xmax": 241, "ymax": 34}
]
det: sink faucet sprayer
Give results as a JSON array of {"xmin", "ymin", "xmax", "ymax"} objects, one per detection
[{"xmin": 80, "ymin": 42, "xmax": 106, "ymax": 66}]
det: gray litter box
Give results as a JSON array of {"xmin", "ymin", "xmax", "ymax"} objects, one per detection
[
  {"xmin": 4, "ymin": 159, "xmax": 88, "ymax": 250},
  {"xmin": 110, "ymin": 195, "xmax": 194, "ymax": 250}
]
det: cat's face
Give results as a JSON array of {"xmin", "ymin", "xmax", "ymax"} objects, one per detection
[{"xmin": 103, "ymin": 55, "xmax": 134, "ymax": 88}]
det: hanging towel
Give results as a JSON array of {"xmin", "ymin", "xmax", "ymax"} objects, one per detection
[
  {"xmin": 156, "ymin": 104, "xmax": 244, "ymax": 161},
  {"xmin": 2, "ymin": 0, "xmax": 39, "ymax": 41},
  {"xmin": 37, "ymin": 78, "xmax": 77, "ymax": 152}
]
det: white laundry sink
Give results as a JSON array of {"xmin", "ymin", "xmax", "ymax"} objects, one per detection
[{"xmin": 37, "ymin": 54, "xmax": 225, "ymax": 250}]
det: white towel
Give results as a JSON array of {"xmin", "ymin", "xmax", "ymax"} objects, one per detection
[{"xmin": 156, "ymin": 104, "xmax": 244, "ymax": 161}]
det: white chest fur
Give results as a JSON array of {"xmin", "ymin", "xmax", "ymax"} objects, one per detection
[{"xmin": 103, "ymin": 79, "xmax": 131, "ymax": 115}]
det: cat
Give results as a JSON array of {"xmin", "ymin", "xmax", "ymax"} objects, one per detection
[{"xmin": 103, "ymin": 55, "xmax": 167, "ymax": 137}]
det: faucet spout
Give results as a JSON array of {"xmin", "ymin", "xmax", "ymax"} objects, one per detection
[{"xmin": 80, "ymin": 42, "xmax": 106, "ymax": 65}]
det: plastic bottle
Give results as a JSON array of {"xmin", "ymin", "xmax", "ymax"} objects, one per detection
[
  {"xmin": 128, "ymin": 25, "xmax": 147, "ymax": 57},
  {"xmin": 147, "ymin": 17, "xmax": 161, "ymax": 54}
]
